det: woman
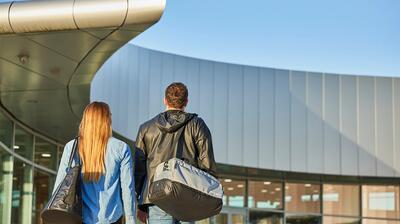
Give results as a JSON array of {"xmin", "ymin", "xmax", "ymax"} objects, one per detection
[{"xmin": 53, "ymin": 102, "xmax": 135, "ymax": 224}]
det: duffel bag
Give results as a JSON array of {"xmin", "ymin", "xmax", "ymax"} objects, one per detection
[{"xmin": 149, "ymin": 158, "xmax": 223, "ymax": 222}]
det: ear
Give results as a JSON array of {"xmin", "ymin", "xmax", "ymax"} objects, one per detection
[{"xmin": 163, "ymin": 97, "xmax": 168, "ymax": 107}]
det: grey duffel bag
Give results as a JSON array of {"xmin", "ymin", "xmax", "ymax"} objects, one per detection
[{"xmin": 149, "ymin": 158, "xmax": 223, "ymax": 221}]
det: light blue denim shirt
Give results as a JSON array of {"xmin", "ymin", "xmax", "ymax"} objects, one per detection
[{"xmin": 53, "ymin": 137, "xmax": 136, "ymax": 224}]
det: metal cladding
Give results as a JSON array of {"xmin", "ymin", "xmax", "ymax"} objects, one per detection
[{"xmin": 1, "ymin": 0, "xmax": 166, "ymax": 33}]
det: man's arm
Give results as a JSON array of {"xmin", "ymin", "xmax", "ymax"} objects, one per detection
[
  {"xmin": 194, "ymin": 118, "xmax": 218, "ymax": 177},
  {"xmin": 134, "ymin": 125, "xmax": 147, "ymax": 205}
]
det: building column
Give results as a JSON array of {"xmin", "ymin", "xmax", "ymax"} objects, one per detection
[
  {"xmin": 1, "ymin": 153, "xmax": 13, "ymax": 224},
  {"xmin": 20, "ymin": 137, "xmax": 34, "ymax": 224}
]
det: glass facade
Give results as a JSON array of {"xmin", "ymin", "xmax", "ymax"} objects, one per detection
[
  {"xmin": 213, "ymin": 177, "xmax": 400, "ymax": 224},
  {"xmin": 0, "ymin": 110, "xmax": 61, "ymax": 224}
]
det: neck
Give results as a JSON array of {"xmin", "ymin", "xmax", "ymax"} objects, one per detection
[{"xmin": 166, "ymin": 107, "xmax": 185, "ymax": 112}]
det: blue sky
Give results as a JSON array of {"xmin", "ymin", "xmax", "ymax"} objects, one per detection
[{"xmin": 132, "ymin": 0, "xmax": 400, "ymax": 77}]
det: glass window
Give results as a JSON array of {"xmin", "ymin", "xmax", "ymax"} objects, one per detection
[
  {"xmin": 11, "ymin": 160, "xmax": 34, "ymax": 224},
  {"xmin": 14, "ymin": 125, "xmax": 34, "ymax": 160},
  {"xmin": 323, "ymin": 184, "xmax": 360, "ymax": 216},
  {"xmin": 285, "ymin": 183, "xmax": 321, "ymax": 213},
  {"xmin": 220, "ymin": 178, "xmax": 246, "ymax": 207},
  {"xmin": 214, "ymin": 213, "xmax": 228, "ymax": 224},
  {"xmin": 11, "ymin": 127, "xmax": 34, "ymax": 224},
  {"xmin": 248, "ymin": 180, "xmax": 283, "ymax": 209},
  {"xmin": 0, "ymin": 111, "xmax": 13, "ymax": 147},
  {"xmin": 323, "ymin": 216, "xmax": 360, "ymax": 224},
  {"xmin": 34, "ymin": 137, "xmax": 57, "ymax": 171},
  {"xmin": 33, "ymin": 170, "xmax": 52, "ymax": 224},
  {"xmin": 362, "ymin": 219, "xmax": 400, "ymax": 224},
  {"xmin": 362, "ymin": 185, "xmax": 400, "ymax": 219},
  {"xmin": 286, "ymin": 214, "xmax": 321, "ymax": 224},
  {"xmin": 249, "ymin": 211, "xmax": 283, "ymax": 224}
]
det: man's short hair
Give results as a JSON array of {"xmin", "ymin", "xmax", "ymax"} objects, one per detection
[{"xmin": 165, "ymin": 82, "xmax": 188, "ymax": 109}]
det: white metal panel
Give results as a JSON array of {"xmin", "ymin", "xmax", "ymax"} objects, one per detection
[
  {"xmin": 323, "ymin": 74, "xmax": 341, "ymax": 174},
  {"xmin": 340, "ymin": 76, "xmax": 359, "ymax": 176},
  {"xmin": 376, "ymin": 78, "xmax": 395, "ymax": 176},
  {"xmin": 198, "ymin": 61, "xmax": 214, "ymax": 132},
  {"xmin": 358, "ymin": 76, "xmax": 376, "ymax": 176},
  {"xmin": 137, "ymin": 48, "xmax": 150, "ymax": 124},
  {"xmin": 227, "ymin": 65, "xmax": 244, "ymax": 165},
  {"xmin": 126, "ymin": 45, "xmax": 140, "ymax": 138},
  {"xmin": 258, "ymin": 68, "xmax": 275, "ymax": 169},
  {"xmin": 394, "ymin": 79, "xmax": 400, "ymax": 177},
  {"xmin": 274, "ymin": 69, "xmax": 290, "ymax": 171},
  {"xmin": 173, "ymin": 55, "xmax": 187, "ymax": 84},
  {"xmin": 307, "ymin": 72, "xmax": 324, "ymax": 173},
  {"xmin": 185, "ymin": 58, "xmax": 201, "ymax": 114},
  {"xmin": 243, "ymin": 67, "xmax": 259, "ymax": 167},
  {"xmin": 91, "ymin": 45, "xmax": 400, "ymax": 178},
  {"xmin": 212, "ymin": 63, "xmax": 229, "ymax": 163},
  {"xmin": 290, "ymin": 71, "xmax": 307, "ymax": 172},
  {"xmin": 148, "ymin": 51, "xmax": 163, "ymax": 118}
]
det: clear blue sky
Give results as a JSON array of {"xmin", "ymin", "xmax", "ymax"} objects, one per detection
[{"xmin": 132, "ymin": 0, "xmax": 400, "ymax": 77}]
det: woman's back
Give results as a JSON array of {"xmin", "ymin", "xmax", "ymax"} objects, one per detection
[
  {"xmin": 54, "ymin": 137, "xmax": 135, "ymax": 224},
  {"xmin": 53, "ymin": 102, "xmax": 135, "ymax": 224}
]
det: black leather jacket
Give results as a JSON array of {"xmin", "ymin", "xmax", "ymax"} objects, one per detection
[{"xmin": 134, "ymin": 110, "xmax": 217, "ymax": 211}]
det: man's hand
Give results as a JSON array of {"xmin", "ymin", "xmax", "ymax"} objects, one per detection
[{"xmin": 137, "ymin": 209, "xmax": 148, "ymax": 223}]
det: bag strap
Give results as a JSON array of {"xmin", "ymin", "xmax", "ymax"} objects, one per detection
[{"xmin": 67, "ymin": 138, "xmax": 79, "ymax": 169}]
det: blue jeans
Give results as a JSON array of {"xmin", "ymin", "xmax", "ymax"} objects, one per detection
[{"xmin": 148, "ymin": 206, "xmax": 194, "ymax": 224}]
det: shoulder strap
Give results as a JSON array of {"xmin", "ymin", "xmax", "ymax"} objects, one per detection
[{"xmin": 67, "ymin": 138, "xmax": 79, "ymax": 168}]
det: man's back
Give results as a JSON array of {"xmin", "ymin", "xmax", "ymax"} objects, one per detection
[{"xmin": 134, "ymin": 110, "xmax": 217, "ymax": 208}]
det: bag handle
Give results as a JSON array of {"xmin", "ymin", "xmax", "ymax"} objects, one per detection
[{"xmin": 67, "ymin": 138, "xmax": 79, "ymax": 169}]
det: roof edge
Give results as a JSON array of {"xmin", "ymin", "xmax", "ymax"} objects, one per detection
[{"xmin": 0, "ymin": 0, "xmax": 166, "ymax": 34}]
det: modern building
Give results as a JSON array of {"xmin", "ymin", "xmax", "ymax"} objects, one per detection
[
  {"xmin": 0, "ymin": 1, "xmax": 399, "ymax": 224},
  {"xmin": 91, "ymin": 45, "xmax": 400, "ymax": 224}
]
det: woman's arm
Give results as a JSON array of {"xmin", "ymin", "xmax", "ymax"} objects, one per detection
[
  {"xmin": 120, "ymin": 144, "xmax": 136, "ymax": 224},
  {"xmin": 52, "ymin": 140, "xmax": 73, "ymax": 194}
]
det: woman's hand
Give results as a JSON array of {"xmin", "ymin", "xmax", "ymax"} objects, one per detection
[{"xmin": 137, "ymin": 209, "xmax": 148, "ymax": 223}]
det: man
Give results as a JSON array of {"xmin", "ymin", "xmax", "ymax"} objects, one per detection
[{"xmin": 134, "ymin": 82, "xmax": 217, "ymax": 224}]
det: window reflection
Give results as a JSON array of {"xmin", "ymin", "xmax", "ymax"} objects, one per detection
[
  {"xmin": 323, "ymin": 184, "xmax": 360, "ymax": 216},
  {"xmin": 0, "ymin": 111, "xmax": 13, "ymax": 147},
  {"xmin": 12, "ymin": 126, "xmax": 34, "ymax": 224},
  {"xmin": 362, "ymin": 185, "xmax": 400, "ymax": 219},
  {"xmin": 286, "ymin": 214, "xmax": 321, "ymax": 224},
  {"xmin": 34, "ymin": 137, "xmax": 57, "ymax": 170},
  {"xmin": 285, "ymin": 183, "xmax": 321, "ymax": 213},
  {"xmin": 249, "ymin": 210, "xmax": 283, "ymax": 224},
  {"xmin": 323, "ymin": 216, "xmax": 360, "ymax": 224},
  {"xmin": 362, "ymin": 219, "xmax": 400, "ymax": 224},
  {"xmin": 33, "ymin": 171, "xmax": 51, "ymax": 224},
  {"xmin": 248, "ymin": 180, "xmax": 283, "ymax": 209},
  {"xmin": 220, "ymin": 178, "xmax": 245, "ymax": 207}
]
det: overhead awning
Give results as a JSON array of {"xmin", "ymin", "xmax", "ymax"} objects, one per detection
[{"xmin": 0, "ymin": 0, "xmax": 165, "ymax": 142}]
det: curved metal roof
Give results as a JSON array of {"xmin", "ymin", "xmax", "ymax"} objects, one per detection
[{"xmin": 0, "ymin": 0, "xmax": 165, "ymax": 142}]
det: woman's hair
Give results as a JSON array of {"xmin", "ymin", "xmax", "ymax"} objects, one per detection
[{"xmin": 78, "ymin": 102, "xmax": 112, "ymax": 182}]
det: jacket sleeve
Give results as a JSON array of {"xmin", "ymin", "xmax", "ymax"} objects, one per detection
[
  {"xmin": 134, "ymin": 125, "xmax": 147, "ymax": 204},
  {"xmin": 119, "ymin": 144, "xmax": 136, "ymax": 224},
  {"xmin": 194, "ymin": 118, "xmax": 218, "ymax": 177}
]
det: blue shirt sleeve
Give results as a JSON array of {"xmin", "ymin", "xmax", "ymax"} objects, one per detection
[
  {"xmin": 52, "ymin": 141, "xmax": 73, "ymax": 194},
  {"xmin": 120, "ymin": 144, "xmax": 136, "ymax": 224}
]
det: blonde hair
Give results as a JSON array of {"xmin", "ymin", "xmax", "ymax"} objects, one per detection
[{"xmin": 78, "ymin": 102, "xmax": 112, "ymax": 182}]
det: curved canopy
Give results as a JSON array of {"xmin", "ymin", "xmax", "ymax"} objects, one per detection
[{"xmin": 0, "ymin": 0, "xmax": 165, "ymax": 142}]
